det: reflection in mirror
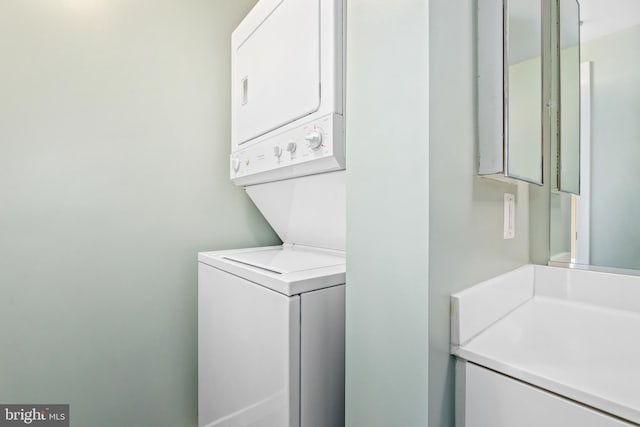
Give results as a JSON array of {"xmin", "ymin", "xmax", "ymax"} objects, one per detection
[
  {"xmin": 558, "ymin": 0, "xmax": 580, "ymax": 194},
  {"xmin": 550, "ymin": 0, "xmax": 640, "ymax": 270},
  {"xmin": 507, "ymin": 0, "xmax": 543, "ymax": 184}
]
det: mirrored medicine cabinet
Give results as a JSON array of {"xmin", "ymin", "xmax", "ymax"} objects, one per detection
[
  {"xmin": 477, "ymin": 0, "xmax": 545, "ymax": 185},
  {"xmin": 477, "ymin": 0, "xmax": 580, "ymax": 188}
]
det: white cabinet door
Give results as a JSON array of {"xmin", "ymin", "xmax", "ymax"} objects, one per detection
[
  {"xmin": 457, "ymin": 361, "xmax": 634, "ymax": 427},
  {"xmin": 198, "ymin": 263, "xmax": 300, "ymax": 427},
  {"xmin": 234, "ymin": 0, "xmax": 321, "ymax": 145}
]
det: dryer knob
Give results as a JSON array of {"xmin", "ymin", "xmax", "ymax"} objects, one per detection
[
  {"xmin": 231, "ymin": 158, "xmax": 241, "ymax": 172},
  {"xmin": 304, "ymin": 130, "xmax": 323, "ymax": 150},
  {"xmin": 286, "ymin": 142, "xmax": 297, "ymax": 153},
  {"xmin": 273, "ymin": 145, "xmax": 283, "ymax": 158}
]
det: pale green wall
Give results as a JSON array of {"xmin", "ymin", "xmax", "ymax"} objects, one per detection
[
  {"xmin": 0, "ymin": 1, "xmax": 278, "ymax": 426},
  {"xmin": 429, "ymin": 1, "xmax": 532, "ymax": 426},
  {"xmin": 581, "ymin": 25, "xmax": 640, "ymax": 270},
  {"xmin": 345, "ymin": 0, "xmax": 430, "ymax": 426}
]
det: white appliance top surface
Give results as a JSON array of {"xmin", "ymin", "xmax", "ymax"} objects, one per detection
[
  {"xmin": 223, "ymin": 247, "xmax": 344, "ymax": 274},
  {"xmin": 198, "ymin": 244, "xmax": 345, "ymax": 296},
  {"xmin": 456, "ymin": 295, "xmax": 640, "ymax": 424}
]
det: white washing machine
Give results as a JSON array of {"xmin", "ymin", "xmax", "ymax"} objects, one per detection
[
  {"xmin": 198, "ymin": 172, "xmax": 346, "ymax": 427},
  {"xmin": 198, "ymin": 244, "xmax": 345, "ymax": 427},
  {"xmin": 198, "ymin": 0, "xmax": 345, "ymax": 426}
]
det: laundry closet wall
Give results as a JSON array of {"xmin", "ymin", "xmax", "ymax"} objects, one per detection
[
  {"xmin": 0, "ymin": 1, "xmax": 278, "ymax": 426},
  {"xmin": 346, "ymin": 0, "xmax": 533, "ymax": 426},
  {"xmin": 346, "ymin": 0, "xmax": 430, "ymax": 426}
]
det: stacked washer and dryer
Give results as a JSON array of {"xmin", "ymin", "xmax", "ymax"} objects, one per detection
[{"xmin": 198, "ymin": 0, "xmax": 346, "ymax": 426}]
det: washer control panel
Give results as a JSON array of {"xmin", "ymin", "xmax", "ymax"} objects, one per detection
[{"xmin": 230, "ymin": 113, "xmax": 344, "ymax": 185}]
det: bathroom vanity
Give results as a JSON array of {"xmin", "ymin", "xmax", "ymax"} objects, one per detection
[
  {"xmin": 451, "ymin": 265, "xmax": 640, "ymax": 426},
  {"xmin": 456, "ymin": 0, "xmax": 640, "ymax": 423}
]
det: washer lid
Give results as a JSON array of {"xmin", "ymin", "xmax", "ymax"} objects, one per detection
[
  {"xmin": 223, "ymin": 247, "xmax": 344, "ymax": 274},
  {"xmin": 198, "ymin": 244, "xmax": 346, "ymax": 296}
]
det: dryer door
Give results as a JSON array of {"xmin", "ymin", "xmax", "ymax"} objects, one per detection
[{"xmin": 234, "ymin": 0, "xmax": 321, "ymax": 145}]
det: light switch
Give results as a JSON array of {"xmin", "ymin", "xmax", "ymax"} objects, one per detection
[{"xmin": 504, "ymin": 193, "xmax": 515, "ymax": 239}]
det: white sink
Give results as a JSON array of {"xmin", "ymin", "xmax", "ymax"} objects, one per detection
[{"xmin": 451, "ymin": 265, "xmax": 640, "ymax": 425}]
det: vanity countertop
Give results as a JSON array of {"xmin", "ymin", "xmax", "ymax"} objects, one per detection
[{"xmin": 451, "ymin": 265, "xmax": 640, "ymax": 425}]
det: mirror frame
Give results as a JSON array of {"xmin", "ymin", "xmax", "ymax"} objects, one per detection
[{"xmin": 556, "ymin": 0, "xmax": 581, "ymax": 194}]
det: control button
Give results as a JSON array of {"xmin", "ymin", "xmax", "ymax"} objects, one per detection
[
  {"xmin": 304, "ymin": 129, "xmax": 323, "ymax": 150},
  {"xmin": 286, "ymin": 142, "xmax": 297, "ymax": 153},
  {"xmin": 273, "ymin": 145, "xmax": 283, "ymax": 158},
  {"xmin": 231, "ymin": 158, "xmax": 241, "ymax": 172}
]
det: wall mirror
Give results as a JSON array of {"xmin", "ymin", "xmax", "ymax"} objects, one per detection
[
  {"xmin": 550, "ymin": 0, "xmax": 640, "ymax": 271},
  {"xmin": 477, "ymin": 0, "xmax": 544, "ymax": 185}
]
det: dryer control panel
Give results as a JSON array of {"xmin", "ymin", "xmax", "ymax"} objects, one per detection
[{"xmin": 230, "ymin": 113, "xmax": 344, "ymax": 186}]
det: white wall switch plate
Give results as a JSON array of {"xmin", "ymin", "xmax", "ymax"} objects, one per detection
[{"xmin": 504, "ymin": 193, "xmax": 515, "ymax": 239}]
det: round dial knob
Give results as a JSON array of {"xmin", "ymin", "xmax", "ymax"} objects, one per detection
[
  {"xmin": 231, "ymin": 158, "xmax": 241, "ymax": 172},
  {"xmin": 273, "ymin": 145, "xmax": 283, "ymax": 158},
  {"xmin": 286, "ymin": 141, "xmax": 297, "ymax": 153},
  {"xmin": 304, "ymin": 130, "xmax": 323, "ymax": 150}
]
